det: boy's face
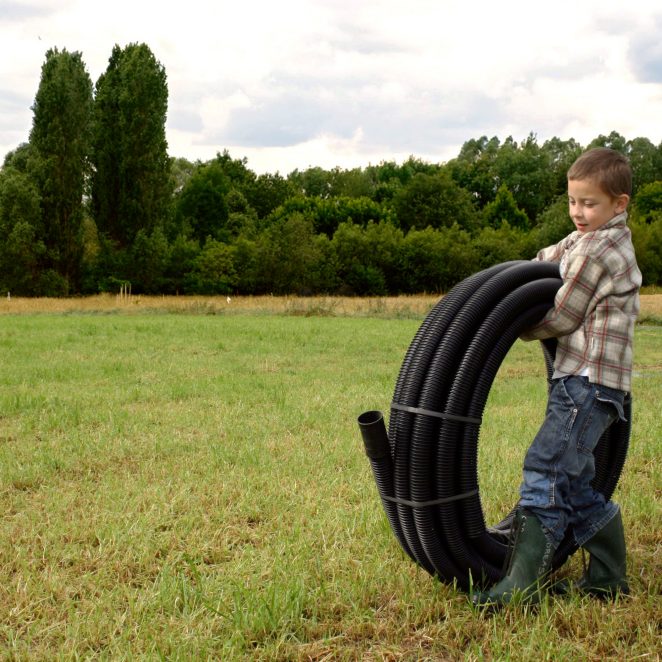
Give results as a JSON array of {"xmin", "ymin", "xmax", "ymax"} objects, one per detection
[{"xmin": 567, "ymin": 178, "xmax": 629, "ymax": 234}]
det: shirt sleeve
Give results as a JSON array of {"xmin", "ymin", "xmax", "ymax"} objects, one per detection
[
  {"xmin": 532, "ymin": 232, "xmax": 578, "ymax": 264},
  {"xmin": 521, "ymin": 253, "xmax": 604, "ymax": 341}
]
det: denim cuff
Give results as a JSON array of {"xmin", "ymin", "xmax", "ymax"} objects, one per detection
[{"xmin": 573, "ymin": 502, "xmax": 619, "ymax": 547}]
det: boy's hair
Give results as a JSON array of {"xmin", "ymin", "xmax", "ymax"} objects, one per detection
[{"xmin": 567, "ymin": 147, "xmax": 632, "ymax": 198}]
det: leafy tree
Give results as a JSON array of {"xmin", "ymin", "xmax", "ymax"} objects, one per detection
[
  {"xmin": 225, "ymin": 188, "xmax": 251, "ymax": 216},
  {"xmin": 361, "ymin": 221, "xmax": 404, "ymax": 292},
  {"xmin": 227, "ymin": 211, "xmax": 258, "ymax": 239},
  {"xmin": 212, "ymin": 150, "xmax": 256, "ymax": 190},
  {"xmin": 84, "ymin": 235, "xmax": 132, "ymax": 293},
  {"xmin": 370, "ymin": 179, "xmax": 403, "ymax": 205},
  {"xmin": 0, "ymin": 159, "xmax": 46, "ymax": 293},
  {"xmin": 364, "ymin": 158, "xmax": 443, "ymax": 206},
  {"xmin": 0, "ymin": 221, "xmax": 45, "ymax": 294},
  {"xmin": 232, "ymin": 236, "xmax": 260, "ymax": 293},
  {"xmin": 163, "ymin": 234, "xmax": 200, "ymax": 293},
  {"xmin": 29, "ymin": 47, "xmax": 93, "ymax": 292},
  {"xmin": 331, "ymin": 221, "xmax": 404, "ymax": 295},
  {"xmin": 252, "ymin": 213, "xmax": 333, "ymax": 294},
  {"xmin": 91, "ymin": 43, "xmax": 170, "ymax": 247},
  {"xmin": 289, "ymin": 163, "xmax": 403, "ymax": 200},
  {"xmin": 447, "ymin": 136, "xmax": 501, "ymax": 208},
  {"xmin": 175, "ymin": 160, "xmax": 230, "ymax": 243},
  {"xmin": 244, "ymin": 172, "xmax": 295, "ymax": 219},
  {"xmin": 266, "ymin": 195, "xmax": 390, "ymax": 237},
  {"xmin": 129, "ymin": 226, "xmax": 169, "ymax": 293},
  {"xmin": 630, "ymin": 213, "xmax": 662, "ymax": 285},
  {"xmin": 367, "ymin": 160, "xmax": 402, "ymax": 185},
  {"xmin": 365, "ymin": 161, "xmax": 405, "ymax": 204},
  {"xmin": 626, "ymin": 138, "xmax": 662, "ymax": 193},
  {"xmin": 482, "ymin": 184, "xmax": 530, "ymax": 230},
  {"xmin": 540, "ymin": 137, "xmax": 582, "ymax": 205},
  {"xmin": 187, "ymin": 238, "xmax": 238, "ymax": 294},
  {"xmin": 315, "ymin": 196, "xmax": 390, "ymax": 236},
  {"xmin": 224, "ymin": 189, "xmax": 259, "ymax": 237},
  {"xmin": 0, "ymin": 160, "xmax": 42, "ymax": 237},
  {"xmin": 588, "ymin": 131, "xmax": 628, "ymax": 153},
  {"xmin": 265, "ymin": 195, "xmax": 316, "ymax": 225},
  {"xmin": 448, "ymin": 135, "xmax": 577, "ymax": 223},
  {"xmin": 3, "ymin": 143, "xmax": 36, "ymax": 171},
  {"xmin": 173, "ymin": 152, "xmax": 266, "ymax": 242},
  {"xmin": 331, "ymin": 222, "xmax": 387, "ymax": 295},
  {"xmin": 80, "ymin": 216, "xmax": 100, "ymax": 277},
  {"xmin": 288, "ymin": 167, "xmax": 333, "ymax": 198},
  {"xmin": 90, "ymin": 47, "xmax": 122, "ymax": 244},
  {"xmin": 394, "ymin": 156, "xmax": 442, "ymax": 180},
  {"xmin": 472, "ymin": 221, "xmax": 533, "ymax": 269},
  {"xmin": 399, "ymin": 225, "xmax": 478, "ymax": 293},
  {"xmin": 327, "ymin": 166, "xmax": 375, "ymax": 198},
  {"xmin": 633, "ymin": 181, "xmax": 662, "ymax": 221},
  {"xmin": 394, "ymin": 170, "xmax": 477, "ymax": 232},
  {"xmin": 307, "ymin": 233, "xmax": 339, "ymax": 293},
  {"xmin": 490, "ymin": 134, "xmax": 556, "ymax": 221}
]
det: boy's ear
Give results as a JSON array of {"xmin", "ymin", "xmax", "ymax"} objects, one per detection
[{"xmin": 615, "ymin": 193, "xmax": 630, "ymax": 213}]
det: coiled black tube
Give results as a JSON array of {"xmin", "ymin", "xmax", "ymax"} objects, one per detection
[{"xmin": 359, "ymin": 261, "xmax": 631, "ymax": 591}]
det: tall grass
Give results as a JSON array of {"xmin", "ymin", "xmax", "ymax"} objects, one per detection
[
  {"xmin": 1, "ymin": 292, "xmax": 661, "ymax": 322},
  {"xmin": 0, "ymin": 310, "xmax": 659, "ymax": 659},
  {"xmin": 0, "ymin": 293, "xmax": 441, "ymax": 319}
]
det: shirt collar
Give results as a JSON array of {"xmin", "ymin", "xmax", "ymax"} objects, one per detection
[{"xmin": 603, "ymin": 211, "xmax": 628, "ymax": 230}]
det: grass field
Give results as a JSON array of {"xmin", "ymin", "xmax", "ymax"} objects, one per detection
[{"xmin": 0, "ymin": 298, "xmax": 660, "ymax": 659}]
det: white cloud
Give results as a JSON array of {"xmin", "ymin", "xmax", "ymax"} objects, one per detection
[{"xmin": 1, "ymin": 0, "xmax": 661, "ymax": 173}]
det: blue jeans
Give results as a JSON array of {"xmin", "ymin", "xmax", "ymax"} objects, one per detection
[{"xmin": 519, "ymin": 376, "xmax": 626, "ymax": 547}]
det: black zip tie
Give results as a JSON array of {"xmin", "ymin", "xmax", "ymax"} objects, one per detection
[
  {"xmin": 390, "ymin": 402, "xmax": 481, "ymax": 425},
  {"xmin": 383, "ymin": 489, "xmax": 479, "ymax": 508}
]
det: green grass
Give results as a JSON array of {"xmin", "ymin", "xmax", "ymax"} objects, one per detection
[{"xmin": 0, "ymin": 313, "xmax": 660, "ymax": 660}]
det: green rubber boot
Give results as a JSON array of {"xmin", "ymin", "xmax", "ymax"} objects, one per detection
[
  {"xmin": 472, "ymin": 508, "xmax": 557, "ymax": 609},
  {"xmin": 576, "ymin": 508, "xmax": 630, "ymax": 598}
]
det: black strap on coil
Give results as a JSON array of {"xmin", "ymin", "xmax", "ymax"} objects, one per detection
[
  {"xmin": 390, "ymin": 402, "xmax": 481, "ymax": 425},
  {"xmin": 383, "ymin": 489, "xmax": 480, "ymax": 509}
]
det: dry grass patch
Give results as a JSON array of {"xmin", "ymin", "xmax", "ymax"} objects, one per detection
[
  {"xmin": 0, "ymin": 292, "xmax": 440, "ymax": 318},
  {"xmin": 2, "ymin": 292, "xmax": 662, "ymax": 323}
]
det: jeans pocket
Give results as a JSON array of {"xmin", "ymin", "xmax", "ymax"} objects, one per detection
[
  {"xmin": 595, "ymin": 387, "xmax": 626, "ymax": 422},
  {"xmin": 576, "ymin": 387, "xmax": 623, "ymax": 455}
]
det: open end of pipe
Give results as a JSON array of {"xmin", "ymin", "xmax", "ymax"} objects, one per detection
[{"xmin": 357, "ymin": 410, "xmax": 391, "ymax": 459}]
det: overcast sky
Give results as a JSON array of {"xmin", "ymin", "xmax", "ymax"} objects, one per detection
[{"xmin": 1, "ymin": 0, "xmax": 661, "ymax": 174}]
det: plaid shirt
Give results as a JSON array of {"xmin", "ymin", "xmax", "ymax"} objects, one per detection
[{"xmin": 521, "ymin": 212, "xmax": 641, "ymax": 392}]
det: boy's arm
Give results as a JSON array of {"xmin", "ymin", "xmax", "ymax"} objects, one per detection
[
  {"xmin": 521, "ymin": 253, "xmax": 603, "ymax": 341},
  {"xmin": 532, "ymin": 233, "xmax": 578, "ymax": 263}
]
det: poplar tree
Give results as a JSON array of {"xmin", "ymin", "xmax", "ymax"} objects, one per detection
[
  {"xmin": 91, "ymin": 43, "xmax": 170, "ymax": 248},
  {"xmin": 29, "ymin": 48, "xmax": 93, "ymax": 293}
]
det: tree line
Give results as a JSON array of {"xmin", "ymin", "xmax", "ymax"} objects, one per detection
[{"xmin": 1, "ymin": 44, "xmax": 662, "ymax": 297}]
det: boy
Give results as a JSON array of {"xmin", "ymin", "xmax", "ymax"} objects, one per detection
[{"xmin": 474, "ymin": 147, "xmax": 642, "ymax": 608}]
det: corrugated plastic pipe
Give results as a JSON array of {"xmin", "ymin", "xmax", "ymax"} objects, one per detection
[{"xmin": 358, "ymin": 261, "xmax": 631, "ymax": 591}]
